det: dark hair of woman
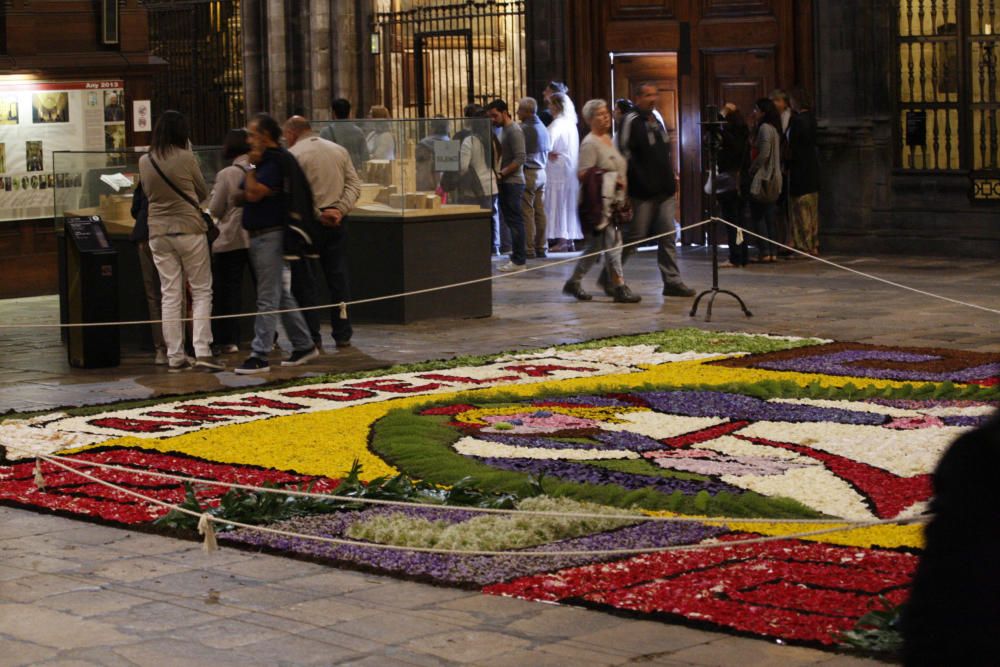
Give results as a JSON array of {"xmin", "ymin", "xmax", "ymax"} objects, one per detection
[
  {"xmin": 615, "ymin": 98, "xmax": 636, "ymax": 115},
  {"xmin": 252, "ymin": 112, "xmax": 282, "ymax": 143},
  {"xmin": 754, "ymin": 97, "xmax": 782, "ymax": 134},
  {"xmin": 221, "ymin": 128, "xmax": 250, "ymax": 160},
  {"xmin": 150, "ymin": 110, "xmax": 189, "ymax": 156}
]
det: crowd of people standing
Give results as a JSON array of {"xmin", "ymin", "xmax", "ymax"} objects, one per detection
[{"xmin": 128, "ymin": 81, "xmax": 820, "ymax": 370}]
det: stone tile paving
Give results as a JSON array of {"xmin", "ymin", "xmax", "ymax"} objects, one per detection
[{"xmin": 3, "ymin": 248, "xmax": 996, "ymax": 664}]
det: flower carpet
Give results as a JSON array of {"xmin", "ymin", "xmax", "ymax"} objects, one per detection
[{"xmin": 0, "ymin": 329, "xmax": 997, "ymax": 648}]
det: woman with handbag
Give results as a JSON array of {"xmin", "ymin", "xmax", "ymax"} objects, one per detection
[
  {"xmin": 138, "ymin": 110, "xmax": 222, "ymax": 371},
  {"xmin": 562, "ymin": 99, "xmax": 640, "ymax": 304},
  {"xmin": 748, "ymin": 98, "xmax": 783, "ymax": 263}
]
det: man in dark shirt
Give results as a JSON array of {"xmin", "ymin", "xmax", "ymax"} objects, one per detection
[
  {"xmin": 320, "ymin": 98, "xmax": 370, "ymax": 173},
  {"xmin": 234, "ymin": 113, "xmax": 318, "ymax": 374},
  {"xmin": 615, "ymin": 82, "xmax": 694, "ymax": 297}
]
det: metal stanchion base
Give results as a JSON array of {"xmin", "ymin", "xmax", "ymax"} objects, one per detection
[{"xmin": 690, "ymin": 287, "xmax": 753, "ymax": 323}]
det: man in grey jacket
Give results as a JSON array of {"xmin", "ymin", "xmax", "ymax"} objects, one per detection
[
  {"xmin": 517, "ymin": 97, "xmax": 550, "ymax": 258},
  {"xmin": 284, "ymin": 116, "xmax": 362, "ymax": 349},
  {"xmin": 486, "ymin": 99, "xmax": 527, "ymax": 272}
]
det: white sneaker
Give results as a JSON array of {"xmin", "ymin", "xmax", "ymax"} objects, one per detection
[
  {"xmin": 497, "ymin": 261, "xmax": 526, "ymax": 273},
  {"xmin": 154, "ymin": 349, "xmax": 168, "ymax": 366}
]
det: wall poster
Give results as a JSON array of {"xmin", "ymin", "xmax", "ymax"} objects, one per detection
[{"xmin": 0, "ymin": 79, "xmax": 125, "ymax": 222}]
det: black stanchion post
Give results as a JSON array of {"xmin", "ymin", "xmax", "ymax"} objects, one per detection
[{"xmin": 690, "ymin": 104, "xmax": 753, "ymax": 322}]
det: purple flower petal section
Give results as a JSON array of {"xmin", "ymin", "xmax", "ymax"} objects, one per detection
[
  {"xmin": 472, "ymin": 456, "xmax": 742, "ymax": 496},
  {"xmin": 756, "ymin": 350, "xmax": 1000, "ymax": 383},
  {"xmin": 638, "ymin": 391, "xmax": 886, "ymax": 425},
  {"xmin": 220, "ymin": 507, "xmax": 726, "ymax": 586},
  {"xmin": 478, "ymin": 430, "xmax": 668, "ymax": 454},
  {"xmin": 534, "ymin": 395, "xmax": 640, "ymax": 408}
]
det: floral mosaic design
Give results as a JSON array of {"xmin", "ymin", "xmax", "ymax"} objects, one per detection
[
  {"xmin": 485, "ymin": 534, "xmax": 917, "ymax": 644},
  {"xmin": 433, "ymin": 392, "xmax": 996, "ymax": 521},
  {"xmin": 0, "ymin": 330, "xmax": 997, "ymax": 649},
  {"xmin": 0, "ymin": 449, "xmax": 340, "ymax": 524},
  {"xmin": 710, "ymin": 342, "xmax": 1000, "ymax": 386}
]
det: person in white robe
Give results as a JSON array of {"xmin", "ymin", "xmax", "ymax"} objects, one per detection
[{"xmin": 543, "ymin": 93, "xmax": 581, "ymax": 251}]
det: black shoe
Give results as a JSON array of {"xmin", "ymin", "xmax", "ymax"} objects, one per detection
[
  {"xmin": 282, "ymin": 347, "xmax": 320, "ymax": 367},
  {"xmin": 535, "ymin": 249, "xmax": 548, "ymax": 258},
  {"xmin": 662, "ymin": 283, "xmax": 696, "ymax": 297},
  {"xmin": 334, "ymin": 338, "xmax": 352, "ymax": 349},
  {"xmin": 234, "ymin": 356, "xmax": 270, "ymax": 375},
  {"xmin": 195, "ymin": 356, "xmax": 226, "ymax": 371},
  {"xmin": 562, "ymin": 280, "xmax": 593, "ymax": 301},
  {"xmin": 596, "ymin": 271, "xmax": 615, "ymax": 297},
  {"xmin": 613, "ymin": 285, "xmax": 642, "ymax": 303}
]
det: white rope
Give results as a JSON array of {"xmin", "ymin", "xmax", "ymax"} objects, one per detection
[
  {"xmin": 714, "ymin": 217, "xmax": 1000, "ymax": 316},
  {"xmin": 29, "ymin": 454, "xmax": 927, "ymax": 557},
  {"xmin": 25, "ymin": 449, "xmax": 896, "ymax": 526},
  {"xmin": 0, "ymin": 220, "xmax": 712, "ymax": 330}
]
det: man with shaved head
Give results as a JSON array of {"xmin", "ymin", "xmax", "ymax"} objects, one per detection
[{"xmin": 283, "ymin": 116, "xmax": 362, "ymax": 350}]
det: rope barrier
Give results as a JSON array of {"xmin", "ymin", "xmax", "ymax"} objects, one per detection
[
  {"xmin": 31, "ymin": 452, "xmax": 927, "ymax": 558},
  {"xmin": 0, "ymin": 219, "xmax": 712, "ymax": 330},
  {"xmin": 20, "ymin": 447, "xmax": 893, "ymax": 525},
  {"xmin": 713, "ymin": 217, "xmax": 1000, "ymax": 316}
]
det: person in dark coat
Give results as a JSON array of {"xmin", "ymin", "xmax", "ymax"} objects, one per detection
[
  {"xmin": 787, "ymin": 88, "xmax": 821, "ymax": 255},
  {"xmin": 901, "ymin": 409, "xmax": 1000, "ymax": 666},
  {"xmin": 717, "ymin": 103, "xmax": 751, "ymax": 267}
]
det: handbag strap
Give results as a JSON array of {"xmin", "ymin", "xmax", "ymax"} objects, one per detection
[{"xmin": 148, "ymin": 154, "xmax": 204, "ymax": 216}]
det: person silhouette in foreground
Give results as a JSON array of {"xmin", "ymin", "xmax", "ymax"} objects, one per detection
[{"xmin": 902, "ymin": 407, "xmax": 1000, "ymax": 665}]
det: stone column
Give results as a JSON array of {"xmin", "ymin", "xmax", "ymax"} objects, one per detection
[
  {"xmin": 309, "ymin": 0, "xmax": 333, "ymax": 120},
  {"xmin": 266, "ymin": 0, "xmax": 288, "ymax": 121}
]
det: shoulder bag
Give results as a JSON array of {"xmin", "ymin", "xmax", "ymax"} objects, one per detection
[{"xmin": 148, "ymin": 155, "xmax": 219, "ymax": 245}]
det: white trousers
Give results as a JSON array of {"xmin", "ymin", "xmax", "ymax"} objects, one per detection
[{"xmin": 149, "ymin": 233, "xmax": 214, "ymax": 364}]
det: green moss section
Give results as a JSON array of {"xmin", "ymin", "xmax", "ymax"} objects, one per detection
[
  {"xmin": 585, "ymin": 459, "xmax": 712, "ymax": 483},
  {"xmin": 369, "ymin": 409, "xmax": 822, "ymax": 519}
]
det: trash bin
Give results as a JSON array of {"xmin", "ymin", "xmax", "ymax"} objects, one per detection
[{"xmin": 64, "ymin": 215, "xmax": 120, "ymax": 368}]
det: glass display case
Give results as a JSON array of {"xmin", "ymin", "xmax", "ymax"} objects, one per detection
[
  {"xmin": 52, "ymin": 148, "xmax": 225, "ymax": 237},
  {"xmin": 312, "ymin": 117, "xmax": 496, "ymax": 219}
]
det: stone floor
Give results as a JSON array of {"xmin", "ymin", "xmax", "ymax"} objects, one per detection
[{"xmin": 1, "ymin": 247, "xmax": 998, "ymax": 666}]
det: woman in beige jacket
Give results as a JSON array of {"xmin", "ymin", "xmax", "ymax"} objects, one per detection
[{"xmin": 138, "ymin": 110, "xmax": 220, "ymax": 371}]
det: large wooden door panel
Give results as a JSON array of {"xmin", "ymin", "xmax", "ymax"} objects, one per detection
[{"xmin": 701, "ymin": 49, "xmax": 776, "ymax": 119}]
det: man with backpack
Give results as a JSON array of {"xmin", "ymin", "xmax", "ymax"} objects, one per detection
[{"xmin": 233, "ymin": 113, "xmax": 318, "ymax": 374}]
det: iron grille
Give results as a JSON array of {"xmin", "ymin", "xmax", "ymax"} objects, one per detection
[
  {"xmin": 896, "ymin": 0, "xmax": 1000, "ymax": 171},
  {"xmin": 373, "ymin": 0, "xmax": 527, "ymax": 119},
  {"xmin": 145, "ymin": 0, "xmax": 245, "ymax": 145}
]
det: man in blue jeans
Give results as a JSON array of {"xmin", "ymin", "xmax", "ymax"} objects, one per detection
[
  {"xmin": 486, "ymin": 99, "xmax": 527, "ymax": 272},
  {"xmin": 234, "ymin": 113, "xmax": 318, "ymax": 375}
]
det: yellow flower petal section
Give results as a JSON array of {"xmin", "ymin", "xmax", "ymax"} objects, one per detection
[
  {"xmin": 642, "ymin": 511, "xmax": 925, "ymax": 549},
  {"xmin": 91, "ymin": 359, "xmax": 935, "ymax": 482}
]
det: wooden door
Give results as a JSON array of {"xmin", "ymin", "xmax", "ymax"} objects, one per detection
[
  {"xmin": 613, "ymin": 54, "xmax": 681, "ymax": 177},
  {"xmin": 701, "ymin": 50, "xmax": 776, "ymax": 122}
]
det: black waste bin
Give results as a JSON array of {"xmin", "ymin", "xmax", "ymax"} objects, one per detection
[{"xmin": 64, "ymin": 215, "xmax": 120, "ymax": 368}]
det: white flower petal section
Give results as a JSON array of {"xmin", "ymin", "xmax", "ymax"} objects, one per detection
[
  {"xmin": 0, "ymin": 414, "xmax": 106, "ymax": 460},
  {"xmin": 452, "ymin": 436, "xmax": 638, "ymax": 461},
  {"xmin": 698, "ymin": 435, "xmax": 809, "ymax": 462},
  {"xmin": 768, "ymin": 397, "xmax": 923, "ymax": 418},
  {"xmin": 737, "ymin": 420, "xmax": 964, "ymax": 477},
  {"xmin": 923, "ymin": 405, "xmax": 998, "ymax": 418},
  {"xmin": 722, "ymin": 466, "xmax": 875, "ymax": 521},
  {"xmin": 602, "ymin": 412, "xmax": 727, "ymax": 440}
]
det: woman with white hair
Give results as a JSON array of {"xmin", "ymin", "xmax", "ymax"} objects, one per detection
[
  {"xmin": 562, "ymin": 99, "xmax": 640, "ymax": 303},
  {"xmin": 544, "ymin": 92, "xmax": 581, "ymax": 252}
]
